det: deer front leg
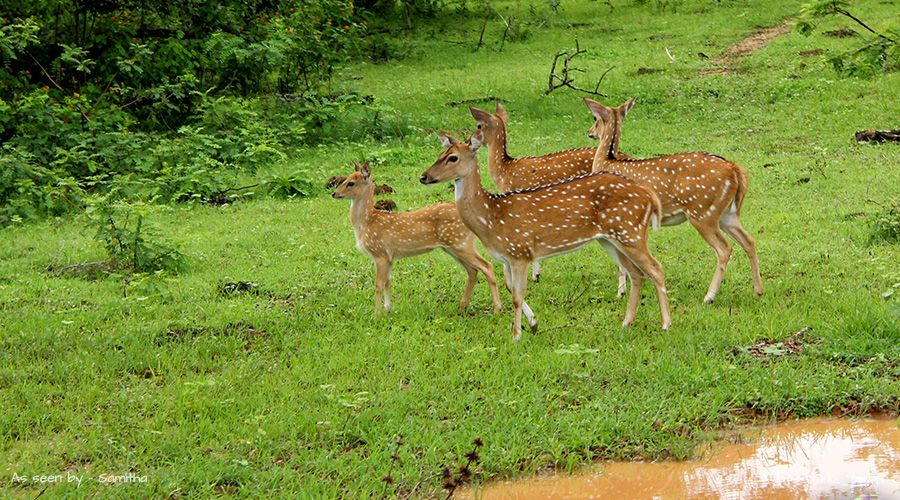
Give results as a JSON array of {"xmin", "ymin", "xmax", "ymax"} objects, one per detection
[
  {"xmin": 509, "ymin": 261, "xmax": 533, "ymax": 340},
  {"xmin": 374, "ymin": 257, "xmax": 390, "ymax": 315},
  {"xmin": 383, "ymin": 261, "xmax": 393, "ymax": 312}
]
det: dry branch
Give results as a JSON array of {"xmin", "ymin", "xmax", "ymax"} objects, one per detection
[{"xmin": 544, "ymin": 40, "xmax": 612, "ymax": 97}]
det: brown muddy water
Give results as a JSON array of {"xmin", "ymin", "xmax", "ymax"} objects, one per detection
[{"xmin": 462, "ymin": 417, "xmax": 898, "ymax": 499}]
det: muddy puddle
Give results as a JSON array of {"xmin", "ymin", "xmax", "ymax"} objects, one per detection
[{"xmin": 463, "ymin": 417, "xmax": 898, "ymax": 499}]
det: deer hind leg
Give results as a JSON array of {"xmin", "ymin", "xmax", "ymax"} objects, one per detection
[
  {"xmin": 447, "ymin": 245, "xmax": 502, "ymax": 313},
  {"xmin": 374, "ymin": 257, "xmax": 391, "ymax": 315},
  {"xmin": 719, "ymin": 205, "xmax": 763, "ymax": 298},
  {"xmin": 508, "ymin": 260, "xmax": 533, "ymax": 340},
  {"xmin": 599, "ymin": 241, "xmax": 642, "ymax": 327},
  {"xmin": 617, "ymin": 265, "xmax": 628, "ymax": 298},
  {"xmin": 473, "ymin": 254, "xmax": 503, "ymax": 313},
  {"xmin": 690, "ymin": 217, "xmax": 733, "ymax": 304},
  {"xmin": 616, "ymin": 241, "xmax": 671, "ymax": 330}
]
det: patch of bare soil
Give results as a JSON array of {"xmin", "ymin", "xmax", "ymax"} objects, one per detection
[{"xmin": 701, "ymin": 21, "xmax": 792, "ymax": 75}]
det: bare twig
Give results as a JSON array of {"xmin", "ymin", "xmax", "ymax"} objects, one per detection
[
  {"xmin": 833, "ymin": 6, "xmax": 895, "ymax": 42},
  {"xmin": 475, "ymin": 18, "xmax": 488, "ymax": 52},
  {"xmin": 545, "ymin": 40, "xmax": 611, "ymax": 97}
]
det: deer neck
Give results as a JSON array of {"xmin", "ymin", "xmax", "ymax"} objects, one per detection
[
  {"xmin": 349, "ymin": 187, "xmax": 376, "ymax": 238},
  {"xmin": 486, "ymin": 123, "xmax": 513, "ymax": 180},
  {"xmin": 453, "ymin": 167, "xmax": 492, "ymax": 235},
  {"xmin": 592, "ymin": 122, "xmax": 623, "ymax": 170}
]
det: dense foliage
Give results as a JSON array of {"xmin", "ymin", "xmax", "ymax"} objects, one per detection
[
  {"xmin": 0, "ymin": 0, "xmax": 374, "ymax": 224},
  {"xmin": 797, "ymin": 0, "xmax": 899, "ymax": 76}
]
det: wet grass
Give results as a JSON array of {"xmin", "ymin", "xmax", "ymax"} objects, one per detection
[{"xmin": 1, "ymin": 0, "xmax": 899, "ymax": 496}]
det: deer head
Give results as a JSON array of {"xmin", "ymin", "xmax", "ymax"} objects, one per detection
[
  {"xmin": 419, "ymin": 131, "xmax": 483, "ymax": 185},
  {"xmin": 331, "ymin": 162, "xmax": 372, "ymax": 199},
  {"xmin": 469, "ymin": 101, "xmax": 508, "ymax": 139},
  {"xmin": 585, "ymin": 97, "xmax": 635, "ymax": 138}
]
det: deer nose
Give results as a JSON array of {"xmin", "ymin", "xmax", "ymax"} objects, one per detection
[
  {"xmin": 419, "ymin": 174, "xmax": 429, "ymax": 184},
  {"xmin": 331, "ymin": 191, "xmax": 338, "ymax": 198}
]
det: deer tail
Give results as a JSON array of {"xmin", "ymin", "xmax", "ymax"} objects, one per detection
[
  {"xmin": 733, "ymin": 163, "xmax": 749, "ymax": 216},
  {"xmin": 645, "ymin": 187, "xmax": 663, "ymax": 231}
]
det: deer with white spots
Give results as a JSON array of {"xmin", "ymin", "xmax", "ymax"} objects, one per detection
[
  {"xmin": 420, "ymin": 131, "xmax": 671, "ymax": 340},
  {"xmin": 470, "ymin": 101, "xmax": 633, "ymax": 284},
  {"xmin": 584, "ymin": 97, "xmax": 763, "ymax": 303},
  {"xmin": 332, "ymin": 162, "xmax": 502, "ymax": 315}
]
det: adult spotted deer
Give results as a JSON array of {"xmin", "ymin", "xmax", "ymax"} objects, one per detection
[
  {"xmin": 420, "ymin": 131, "xmax": 671, "ymax": 340},
  {"xmin": 332, "ymin": 162, "xmax": 502, "ymax": 315},
  {"xmin": 584, "ymin": 98, "xmax": 763, "ymax": 303},
  {"xmin": 470, "ymin": 101, "xmax": 632, "ymax": 284}
]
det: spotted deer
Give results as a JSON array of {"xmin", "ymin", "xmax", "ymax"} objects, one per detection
[
  {"xmin": 584, "ymin": 97, "xmax": 763, "ymax": 303},
  {"xmin": 332, "ymin": 162, "xmax": 502, "ymax": 315},
  {"xmin": 470, "ymin": 101, "xmax": 632, "ymax": 285},
  {"xmin": 419, "ymin": 131, "xmax": 671, "ymax": 340}
]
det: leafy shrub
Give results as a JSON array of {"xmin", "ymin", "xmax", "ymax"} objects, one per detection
[
  {"xmin": 0, "ymin": 1, "xmax": 419, "ymax": 225},
  {"xmin": 265, "ymin": 170, "xmax": 318, "ymax": 199},
  {"xmin": 867, "ymin": 207, "xmax": 900, "ymax": 245},
  {"xmin": 85, "ymin": 198, "xmax": 186, "ymax": 274},
  {"xmin": 797, "ymin": 0, "xmax": 900, "ymax": 76}
]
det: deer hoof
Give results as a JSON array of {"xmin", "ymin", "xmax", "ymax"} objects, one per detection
[
  {"xmin": 530, "ymin": 321, "xmax": 539, "ymax": 334},
  {"xmin": 703, "ymin": 295, "xmax": 716, "ymax": 304}
]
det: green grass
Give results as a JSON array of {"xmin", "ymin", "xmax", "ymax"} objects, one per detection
[{"xmin": 2, "ymin": 0, "xmax": 899, "ymax": 497}]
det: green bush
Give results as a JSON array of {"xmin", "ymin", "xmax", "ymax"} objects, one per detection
[
  {"xmin": 0, "ymin": 1, "xmax": 384, "ymax": 224},
  {"xmin": 86, "ymin": 198, "xmax": 186, "ymax": 274},
  {"xmin": 868, "ymin": 207, "xmax": 900, "ymax": 245},
  {"xmin": 797, "ymin": 0, "xmax": 900, "ymax": 76}
]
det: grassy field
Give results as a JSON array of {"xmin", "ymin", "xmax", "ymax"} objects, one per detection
[{"xmin": 2, "ymin": 0, "xmax": 899, "ymax": 497}]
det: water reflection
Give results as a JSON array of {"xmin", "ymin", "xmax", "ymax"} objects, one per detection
[{"xmin": 463, "ymin": 417, "xmax": 898, "ymax": 499}]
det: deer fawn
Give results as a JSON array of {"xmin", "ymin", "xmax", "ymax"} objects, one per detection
[
  {"xmin": 584, "ymin": 98, "xmax": 763, "ymax": 303},
  {"xmin": 470, "ymin": 101, "xmax": 632, "ymax": 286},
  {"xmin": 332, "ymin": 162, "xmax": 502, "ymax": 315},
  {"xmin": 420, "ymin": 131, "xmax": 671, "ymax": 340}
]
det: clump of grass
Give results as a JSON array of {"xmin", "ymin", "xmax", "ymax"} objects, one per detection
[{"xmin": 867, "ymin": 206, "xmax": 900, "ymax": 245}]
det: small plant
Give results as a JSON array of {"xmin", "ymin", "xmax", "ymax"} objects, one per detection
[
  {"xmin": 265, "ymin": 169, "xmax": 317, "ymax": 199},
  {"xmin": 440, "ymin": 437, "xmax": 483, "ymax": 499},
  {"xmin": 867, "ymin": 206, "xmax": 900, "ymax": 245},
  {"xmin": 86, "ymin": 197, "xmax": 186, "ymax": 274}
]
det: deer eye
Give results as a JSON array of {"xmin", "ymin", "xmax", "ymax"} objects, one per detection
[
  {"xmin": 347, "ymin": 181, "xmax": 356, "ymax": 187},
  {"xmin": 448, "ymin": 155, "xmax": 458, "ymax": 163}
]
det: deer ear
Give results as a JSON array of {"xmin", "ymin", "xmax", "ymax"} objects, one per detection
[
  {"xmin": 437, "ymin": 132, "xmax": 458, "ymax": 149},
  {"xmin": 584, "ymin": 97, "xmax": 614, "ymax": 122},
  {"xmin": 470, "ymin": 107, "xmax": 491, "ymax": 123},
  {"xmin": 495, "ymin": 101, "xmax": 508, "ymax": 123},
  {"xmin": 583, "ymin": 97, "xmax": 604, "ymax": 120},
  {"xmin": 356, "ymin": 161, "xmax": 370, "ymax": 179},
  {"xmin": 468, "ymin": 129, "xmax": 484, "ymax": 152},
  {"xmin": 622, "ymin": 97, "xmax": 636, "ymax": 116}
]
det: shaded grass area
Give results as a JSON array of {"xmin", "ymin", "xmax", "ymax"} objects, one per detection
[{"xmin": 1, "ymin": 0, "xmax": 899, "ymax": 496}]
